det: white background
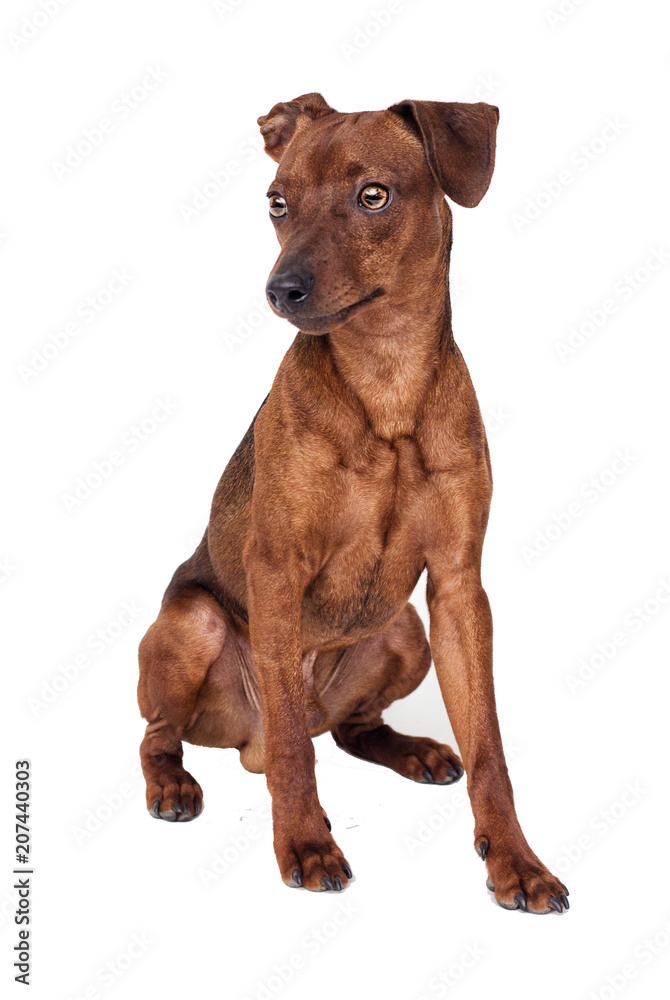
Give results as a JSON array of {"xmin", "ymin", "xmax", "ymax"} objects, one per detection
[{"xmin": 2, "ymin": 1, "xmax": 670, "ymax": 997}]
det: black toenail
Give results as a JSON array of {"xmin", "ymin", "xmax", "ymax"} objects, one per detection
[
  {"xmin": 333, "ymin": 876, "xmax": 342, "ymax": 891},
  {"xmin": 515, "ymin": 892, "xmax": 527, "ymax": 911},
  {"xmin": 342, "ymin": 864, "xmax": 353, "ymax": 879},
  {"xmin": 548, "ymin": 896, "xmax": 562, "ymax": 913},
  {"xmin": 152, "ymin": 800, "xmax": 160, "ymax": 816},
  {"xmin": 322, "ymin": 876, "xmax": 334, "ymax": 891},
  {"xmin": 486, "ymin": 877, "xmax": 495, "ymax": 892},
  {"xmin": 292, "ymin": 869, "xmax": 302, "ymax": 887},
  {"xmin": 559, "ymin": 892, "xmax": 569, "ymax": 910},
  {"xmin": 422, "ymin": 769, "xmax": 435, "ymax": 783},
  {"xmin": 559, "ymin": 881, "xmax": 569, "ymax": 896},
  {"xmin": 324, "ymin": 815, "xmax": 332, "ymax": 831},
  {"xmin": 478, "ymin": 839, "xmax": 488, "ymax": 861},
  {"xmin": 447, "ymin": 766, "xmax": 460, "ymax": 780},
  {"xmin": 194, "ymin": 801, "xmax": 201, "ymax": 815}
]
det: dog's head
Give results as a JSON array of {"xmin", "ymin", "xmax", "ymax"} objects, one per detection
[{"xmin": 258, "ymin": 93, "xmax": 499, "ymax": 334}]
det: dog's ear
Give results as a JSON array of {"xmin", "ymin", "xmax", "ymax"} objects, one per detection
[
  {"xmin": 388, "ymin": 100, "xmax": 499, "ymax": 207},
  {"xmin": 257, "ymin": 93, "xmax": 336, "ymax": 163}
]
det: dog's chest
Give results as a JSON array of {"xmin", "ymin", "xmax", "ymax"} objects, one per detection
[{"xmin": 302, "ymin": 436, "xmax": 429, "ymax": 643}]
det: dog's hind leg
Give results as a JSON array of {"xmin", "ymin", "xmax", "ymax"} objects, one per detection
[
  {"xmin": 137, "ymin": 583, "xmax": 229, "ymax": 821},
  {"xmin": 330, "ymin": 603, "xmax": 464, "ymax": 785}
]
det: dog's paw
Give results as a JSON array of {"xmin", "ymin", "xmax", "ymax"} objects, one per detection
[
  {"xmin": 479, "ymin": 841, "xmax": 569, "ymax": 914},
  {"xmin": 411, "ymin": 739, "xmax": 464, "ymax": 785},
  {"xmin": 338, "ymin": 727, "xmax": 464, "ymax": 785},
  {"xmin": 384, "ymin": 735, "xmax": 464, "ymax": 785},
  {"xmin": 277, "ymin": 832, "xmax": 353, "ymax": 892},
  {"xmin": 146, "ymin": 770, "xmax": 203, "ymax": 822}
]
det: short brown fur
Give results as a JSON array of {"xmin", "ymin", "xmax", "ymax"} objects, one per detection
[{"xmin": 137, "ymin": 94, "xmax": 569, "ymax": 913}]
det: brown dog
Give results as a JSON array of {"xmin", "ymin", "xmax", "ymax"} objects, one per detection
[{"xmin": 137, "ymin": 93, "xmax": 569, "ymax": 913}]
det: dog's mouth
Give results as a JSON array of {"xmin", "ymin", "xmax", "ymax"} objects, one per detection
[{"xmin": 293, "ymin": 287, "xmax": 385, "ymax": 332}]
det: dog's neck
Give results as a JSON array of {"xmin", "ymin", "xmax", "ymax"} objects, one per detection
[{"xmin": 324, "ymin": 292, "xmax": 452, "ymax": 441}]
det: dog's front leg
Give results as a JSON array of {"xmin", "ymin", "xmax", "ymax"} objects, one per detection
[
  {"xmin": 426, "ymin": 556, "xmax": 568, "ymax": 914},
  {"xmin": 245, "ymin": 546, "xmax": 353, "ymax": 892}
]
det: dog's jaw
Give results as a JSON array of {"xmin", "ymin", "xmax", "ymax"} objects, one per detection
[{"xmin": 288, "ymin": 287, "xmax": 385, "ymax": 334}]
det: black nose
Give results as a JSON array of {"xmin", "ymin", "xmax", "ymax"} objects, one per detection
[{"xmin": 265, "ymin": 270, "xmax": 314, "ymax": 314}]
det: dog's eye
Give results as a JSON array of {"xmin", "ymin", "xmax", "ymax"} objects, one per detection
[
  {"xmin": 268, "ymin": 193, "xmax": 287, "ymax": 218},
  {"xmin": 359, "ymin": 185, "xmax": 389, "ymax": 210}
]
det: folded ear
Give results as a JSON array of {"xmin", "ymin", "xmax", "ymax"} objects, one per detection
[
  {"xmin": 388, "ymin": 100, "xmax": 499, "ymax": 207},
  {"xmin": 257, "ymin": 92, "xmax": 336, "ymax": 163}
]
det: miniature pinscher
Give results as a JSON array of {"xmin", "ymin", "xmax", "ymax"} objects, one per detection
[{"xmin": 138, "ymin": 94, "xmax": 569, "ymax": 913}]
